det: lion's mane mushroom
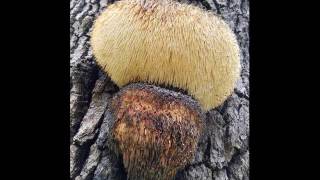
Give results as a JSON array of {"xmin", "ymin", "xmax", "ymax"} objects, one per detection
[
  {"xmin": 91, "ymin": 0, "xmax": 240, "ymax": 111},
  {"xmin": 91, "ymin": 0, "xmax": 240, "ymax": 179}
]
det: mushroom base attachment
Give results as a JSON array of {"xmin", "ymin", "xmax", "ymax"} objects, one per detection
[{"xmin": 110, "ymin": 83, "xmax": 204, "ymax": 180}]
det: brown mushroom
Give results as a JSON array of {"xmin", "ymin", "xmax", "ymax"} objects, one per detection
[{"xmin": 110, "ymin": 83, "xmax": 203, "ymax": 180}]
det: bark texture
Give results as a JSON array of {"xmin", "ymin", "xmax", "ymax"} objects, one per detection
[{"xmin": 70, "ymin": 0, "xmax": 249, "ymax": 179}]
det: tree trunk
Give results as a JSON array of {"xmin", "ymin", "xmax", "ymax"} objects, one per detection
[{"xmin": 70, "ymin": 0, "xmax": 249, "ymax": 179}]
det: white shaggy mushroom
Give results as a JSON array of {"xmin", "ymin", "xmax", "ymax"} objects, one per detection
[{"xmin": 91, "ymin": 0, "xmax": 240, "ymax": 111}]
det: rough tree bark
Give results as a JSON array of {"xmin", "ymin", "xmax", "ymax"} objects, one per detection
[{"xmin": 70, "ymin": 0, "xmax": 249, "ymax": 179}]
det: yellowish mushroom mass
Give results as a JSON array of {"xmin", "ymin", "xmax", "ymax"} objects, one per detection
[{"xmin": 91, "ymin": 0, "xmax": 240, "ymax": 111}]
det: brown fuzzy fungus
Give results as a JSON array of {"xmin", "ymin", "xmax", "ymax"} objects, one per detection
[
  {"xmin": 91, "ymin": 0, "xmax": 240, "ymax": 111},
  {"xmin": 110, "ymin": 83, "xmax": 203, "ymax": 180}
]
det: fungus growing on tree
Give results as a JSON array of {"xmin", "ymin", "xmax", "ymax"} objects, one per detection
[{"xmin": 91, "ymin": 0, "xmax": 240, "ymax": 179}]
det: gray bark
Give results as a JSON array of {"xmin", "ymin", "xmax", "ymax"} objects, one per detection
[{"xmin": 70, "ymin": 0, "xmax": 249, "ymax": 179}]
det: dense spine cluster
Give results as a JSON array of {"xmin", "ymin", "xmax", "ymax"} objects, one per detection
[{"xmin": 91, "ymin": 0, "xmax": 240, "ymax": 111}]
